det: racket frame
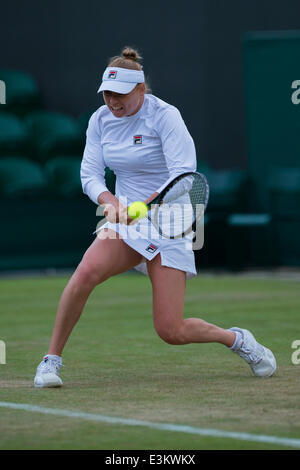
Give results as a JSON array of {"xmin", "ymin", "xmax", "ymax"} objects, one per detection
[{"xmin": 146, "ymin": 171, "xmax": 209, "ymax": 239}]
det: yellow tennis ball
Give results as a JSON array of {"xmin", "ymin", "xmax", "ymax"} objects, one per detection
[{"xmin": 127, "ymin": 201, "xmax": 148, "ymax": 220}]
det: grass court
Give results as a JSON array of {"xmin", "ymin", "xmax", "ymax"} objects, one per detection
[{"xmin": 0, "ymin": 272, "xmax": 299, "ymax": 450}]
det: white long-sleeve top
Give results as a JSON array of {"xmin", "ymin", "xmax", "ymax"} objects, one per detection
[{"xmin": 80, "ymin": 94, "xmax": 197, "ymax": 205}]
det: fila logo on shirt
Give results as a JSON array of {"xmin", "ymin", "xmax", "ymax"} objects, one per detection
[
  {"xmin": 133, "ymin": 135, "xmax": 142, "ymax": 145},
  {"xmin": 108, "ymin": 70, "xmax": 117, "ymax": 79}
]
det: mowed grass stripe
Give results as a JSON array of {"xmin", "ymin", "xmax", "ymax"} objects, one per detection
[{"xmin": 1, "ymin": 401, "xmax": 300, "ymax": 449}]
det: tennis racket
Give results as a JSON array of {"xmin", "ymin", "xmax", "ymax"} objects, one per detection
[{"xmin": 146, "ymin": 171, "xmax": 209, "ymax": 239}]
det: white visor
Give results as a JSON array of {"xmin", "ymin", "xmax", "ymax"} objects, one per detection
[{"xmin": 97, "ymin": 67, "xmax": 145, "ymax": 94}]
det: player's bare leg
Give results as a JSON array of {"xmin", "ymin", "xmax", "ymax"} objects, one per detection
[
  {"xmin": 34, "ymin": 230, "xmax": 142, "ymax": 387},
  {"xmin": 48, "ymin": 229, "xmax": 143, "ymax": 356},
  {"xmin": 146, "ymin": 254, "xmax": 276, "ymax": 376},
  {"xmin": 146, "ymin": 254, "xmax": 235, "ymax": 346}
]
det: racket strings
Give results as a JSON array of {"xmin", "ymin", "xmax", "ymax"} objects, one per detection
[{"xmin": 156, "ymin": 174, "xmax": 208, "ymax": 238}]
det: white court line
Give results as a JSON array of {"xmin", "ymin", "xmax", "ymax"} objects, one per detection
[{"xmin": 0, "ymin": 401, "xmax": 300, "ymax": 449}]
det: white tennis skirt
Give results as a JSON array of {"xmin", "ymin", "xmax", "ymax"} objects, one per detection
[{"xmin": 96, "ymin": 216, "xmax": 197, "ymax": 280}]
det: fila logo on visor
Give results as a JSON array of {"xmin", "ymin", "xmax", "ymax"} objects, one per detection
[
  {"xmin": 134, "ymin": 135, "xmax": 142, "ymax": 144},
  {"xmin": 108, "ymin": 71, "xmax": 117, "ymax": 79}
]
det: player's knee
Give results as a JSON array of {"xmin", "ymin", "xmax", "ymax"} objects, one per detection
[
  {"xmin": 73, "ymin": 262, "xmax": 105, "ymax": 289},
  {"xmin": 155, "ymin": 323, "xmax": 186, "ymax": 345}
]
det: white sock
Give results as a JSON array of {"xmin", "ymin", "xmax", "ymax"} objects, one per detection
[{"xmin": 229, "ymin": 330, "xmax": 243, "ymax": 350}]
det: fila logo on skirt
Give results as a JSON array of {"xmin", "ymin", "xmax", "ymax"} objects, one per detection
[{"xmin": 145, "ymin": 243, "xmax": 158, "ymax": 254}]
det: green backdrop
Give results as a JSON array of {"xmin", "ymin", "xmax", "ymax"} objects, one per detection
[
  {"xmin": 243, "ymin": 30, "xmax": 300, "ymax": 210},
  {"xmin": 243, "ymin": 30, "xmax": 300, "ymax": 266}
]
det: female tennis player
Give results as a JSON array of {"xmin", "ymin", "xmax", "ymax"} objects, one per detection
[{"xmin": 34, "ymin": 47, "xmax": 276, "ymax": 387}]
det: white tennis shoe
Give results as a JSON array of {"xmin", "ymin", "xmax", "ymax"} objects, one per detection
[
  {"xmin": 34, "ymin": 355, "xmax": 63, "ymax": 388},
  {"xmin": 230, "ymin": 327, "xmax": 277, "ymax": 377}
]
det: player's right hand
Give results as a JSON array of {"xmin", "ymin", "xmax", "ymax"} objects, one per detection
[{"xmin": 103, "ymin": 202, "xmax": 132, "ymax": 225}]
